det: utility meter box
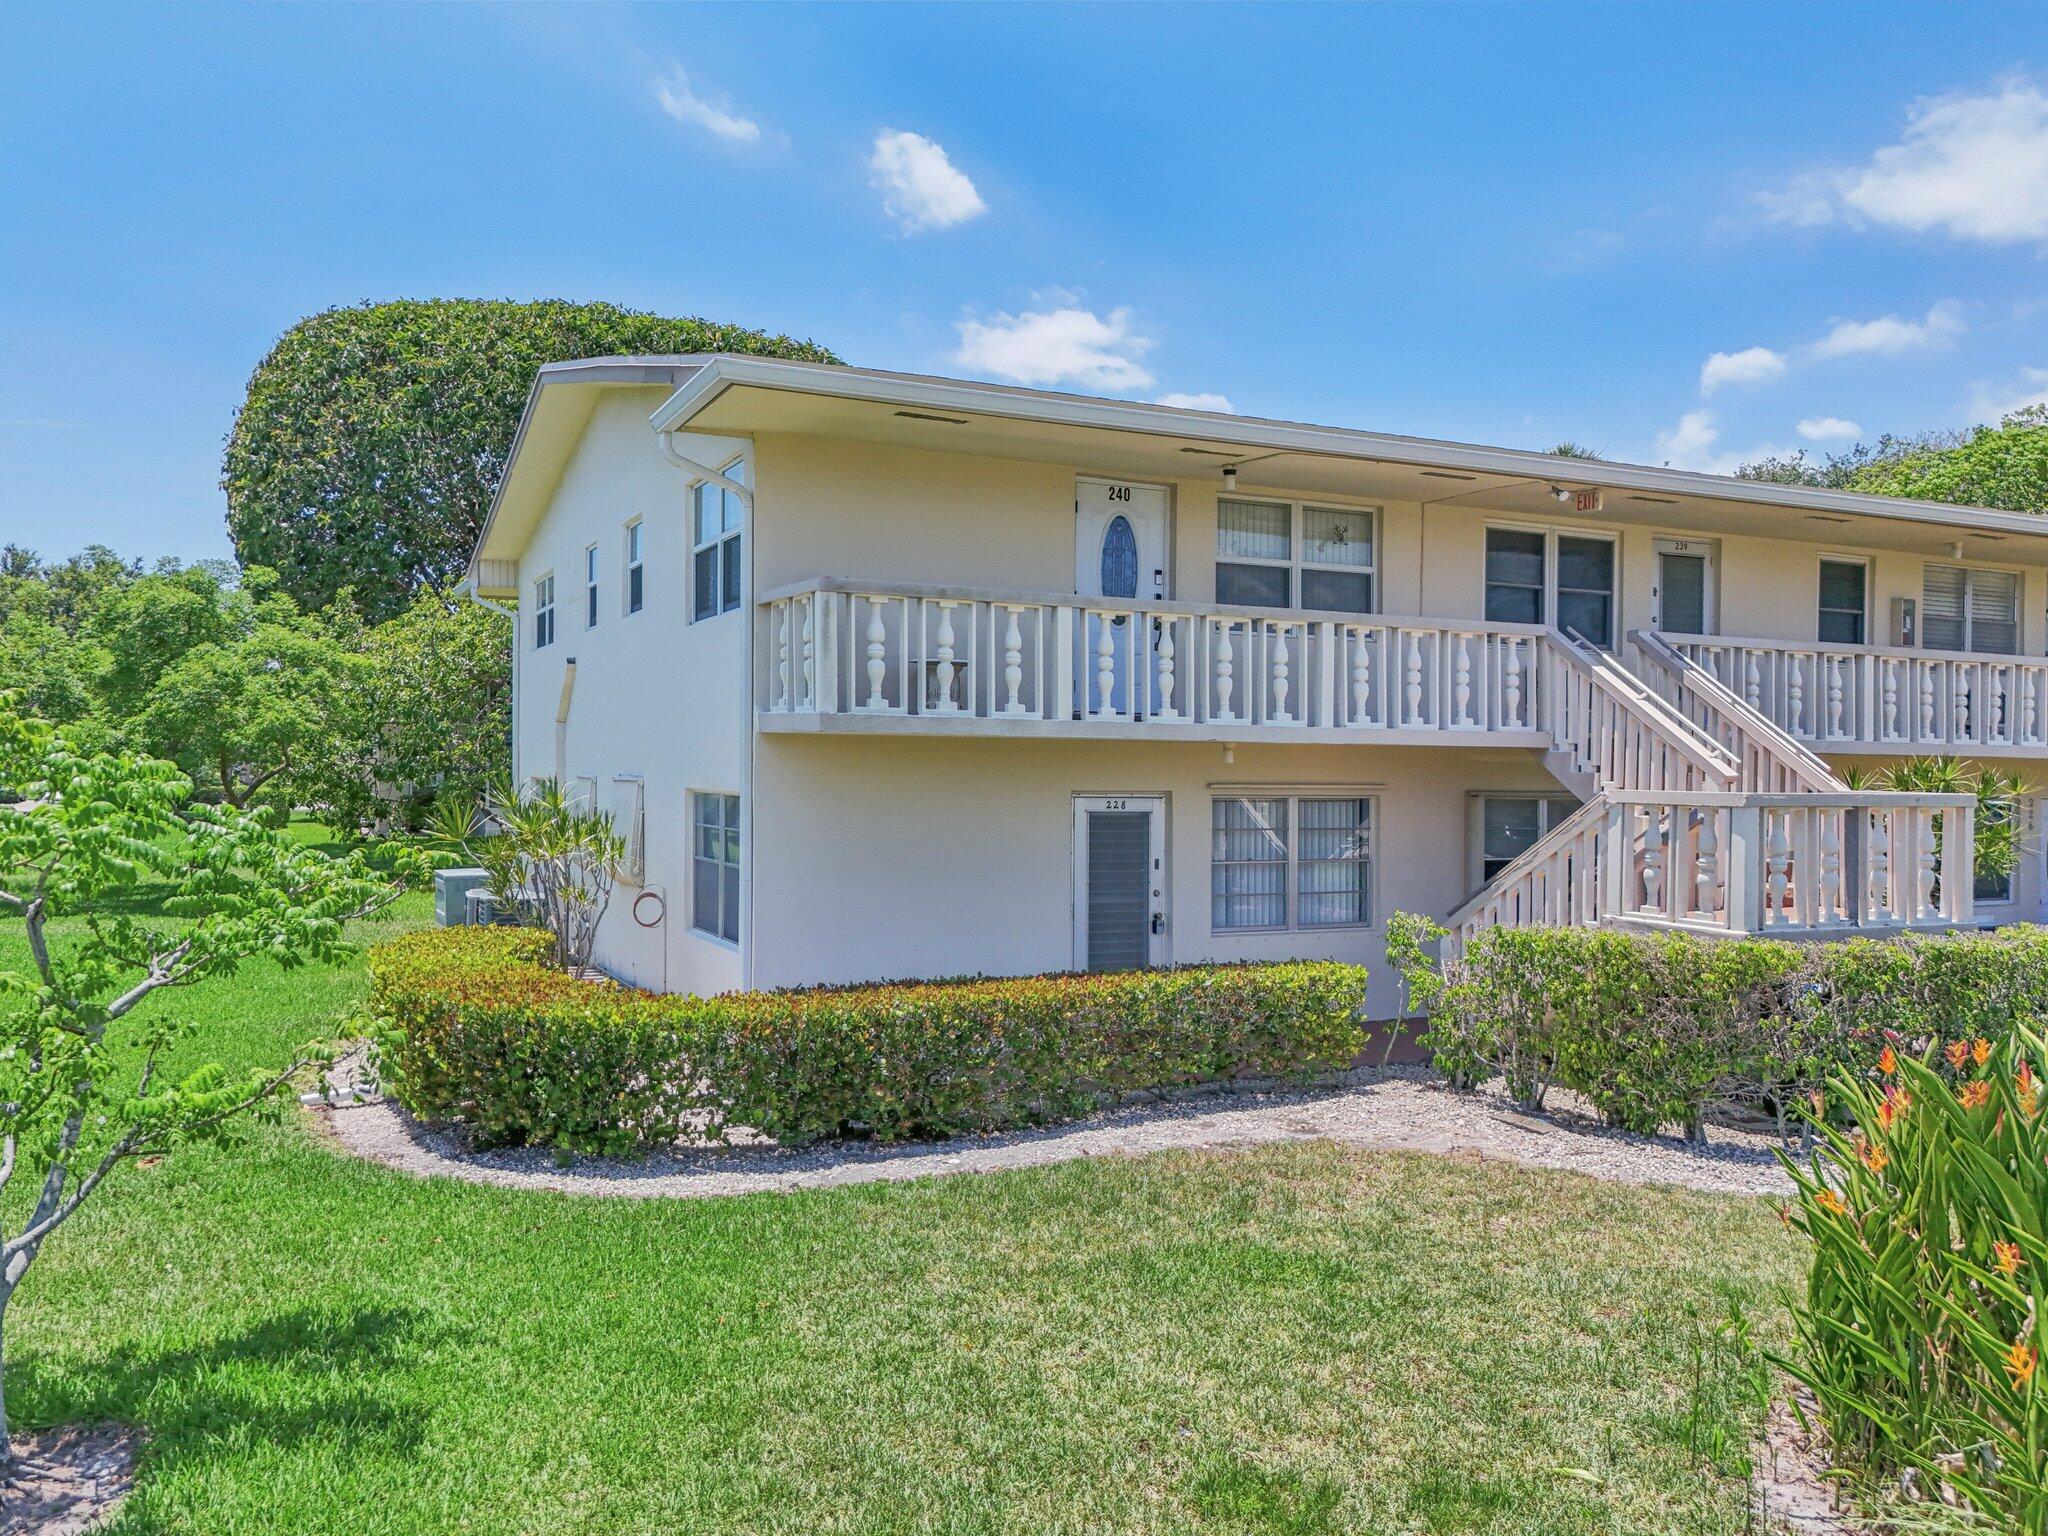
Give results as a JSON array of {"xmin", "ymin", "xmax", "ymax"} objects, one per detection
[{"xmin": 1891, "ymin": 596, "xmax": 1917, "ymax": 648}]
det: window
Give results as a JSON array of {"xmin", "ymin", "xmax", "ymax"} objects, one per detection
[
  {"xmin": 692, "ymin": 461, "xmax": 747, "ymax": 620},
  {"xmin": 625, "ymin": 519, "xmax": 644, "ymax": 614},
  {"xmin": 1818, "ymin": 558, "xmax": 1868, "ymax": 645},
  {"xmin": 1924, "ymin": 565, "xmax": 2019, "ymax": 655},
  {"xmin": 612, "ymin": 775, "xmax": 645, "ymax": 884},
  {"xmin": 1484, "ymin": 527, "xmax": 1616, "ymax": 648},
  {"xmin": 1480, "ymin": 795, "xmax": 1582, "ymax": 884},
  {"xmin": 533, "ymin": 573, "xmax": 555, "ymax": 648},
  {"xmin": 584, "ymin": 545, "xmax": 600, "ymax": 629},
  {"xmin": 1215, "ymin": 498, "xmax": 1375, "ymax": 614},
  {"xmin": 691, "ymin": 791, "xmax": 740, "ymax": 943},
  {"xmin": 1211, "ymin": 794, "xmax": 1372, "ymax": 931}
]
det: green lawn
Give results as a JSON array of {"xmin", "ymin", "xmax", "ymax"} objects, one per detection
[{"xmin": 3, "ymin": 851, "xmax": 1803, "ymax": 1535}]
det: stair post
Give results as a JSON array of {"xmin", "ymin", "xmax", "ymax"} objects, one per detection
[{"xmin": 1722, "ymin": 802, "xmax": 1765, "ymax": 934}]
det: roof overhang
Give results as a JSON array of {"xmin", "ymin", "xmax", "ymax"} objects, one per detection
[
  {"xmin": 468, "ymin": 357, "xmax": 710, "ymax": 590},
  {"xmin": 651, "ymin": 356, "xmax": 2048, "ymax": 562}
]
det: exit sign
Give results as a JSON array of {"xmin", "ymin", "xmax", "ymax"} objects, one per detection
[{"xmin": 1572, "ymin": 489, "xmax": 1604, "ymax": 514}]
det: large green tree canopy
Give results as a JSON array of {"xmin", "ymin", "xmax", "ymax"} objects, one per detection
[
  {"xmin": 1737, "ymin": 406, "xmax": 2048, "ymax": 513},
  {"xmin": 221, "ymin": 299, "xmax": 839, "ymax": 621}
]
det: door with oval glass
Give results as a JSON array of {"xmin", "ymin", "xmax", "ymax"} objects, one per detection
[
  {"xmin": 1075, "ymin": 478, "xmax": 1170, "ymax": 716},
  {"xmin": 1653, "ymin": 537, "xmax": 1717, "ymax": 636}
]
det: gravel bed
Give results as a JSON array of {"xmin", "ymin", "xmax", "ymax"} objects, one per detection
[{"xmin": 317, "ymin": 1064, "xmax": 1799, "ymax": 1200}]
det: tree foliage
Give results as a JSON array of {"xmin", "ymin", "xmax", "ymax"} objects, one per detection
[
  {"xmin": 221, "ymin": 299, "xmax": 839, "ymax": 620},
  {"xmin": 1738, "ymin": 406, "xmax": 2047, "ymax": 513},
  {"xmin": 0, "ymin": 698, "xmax": 411, "ymax": 1468}
]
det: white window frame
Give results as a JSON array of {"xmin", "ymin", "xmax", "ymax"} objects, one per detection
[
  {"xmin": 612, "ymin": 774, "xmax": 645, "ymax": 885},
  {"xmin": 568, "ymin": 775, "xmax": 597, "ymax": 814},
  {"xmin": 689, "ymin": 789, "xmax": 741, "ymax": 946},
  {"xmin": 1209, "ymin": 789, "xmax": 1376, "ymax": 934},
  {"xmin": 1215, "ymin": 496, "xmax": 1378, "ymax": 614},
  {"xmin": 584, "ymin": 544, "xmax": 600, "ymax": 629},
  {"xmin": 1817, "ymin": 555, "xmax": 1870, "ymax": 647},
  {"xmin": 1922, "ymin": 562, "xmax": 2021, "ymax": 655},
  {"xmin": 624, "ymin": 518, "xmax": 644, "ymax": 616},
  {"xmin": 1483, "ymin": 522, "xmax": 1619, "ymax": 649},
  {"xmin": 691, "ymin": 457, "xmax": 747, "ymax": 622},
  {"xmin": 532, "ymin": 572, "xmax": 556, "ymax": 649}
]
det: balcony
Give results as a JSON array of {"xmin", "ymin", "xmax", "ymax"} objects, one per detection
[
  {"xmin": 757, "ymin": 579, "xmax": 1553, "ymax": 743},
  {"xmin": 1657, "ymin": 632, "xmax": 2048, "ymax": 756}
]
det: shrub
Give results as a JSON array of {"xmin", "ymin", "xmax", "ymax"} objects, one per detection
[
  {"xmin": 369, "ymin": 928, "xmax": 1370, "ymax": 1154},
  {"xmin": 1779, "ymin": 1036, "xmax": 2048, "ymax": 1528},
  {"xmin": 1388, "ymin": 918, "xmax": 2048, "ymax": 1139}
]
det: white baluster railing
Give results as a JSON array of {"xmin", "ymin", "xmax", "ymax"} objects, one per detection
[
  {"xmin": 1663, "ymin": 632, "xmax": 2048, "ymax": 753},
  {"xmin": 757, "ymin": 580, "xmax": 1552, "ymax": 735},
  {"xmin": 1628, "ymin": 630, "xmax": 1845, "ymax": 793}
]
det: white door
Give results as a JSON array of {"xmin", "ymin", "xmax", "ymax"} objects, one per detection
[
  {"xmin": 1076, "ymin": 479, "xmax": 1170, "ymax": 600},
  {"xmin": 1073, "ymin": 795, "xmax": 1167, "ymax": 971},
  {"xmin": 1076, "ymin": 479, "xmax": 1170, "ymax": 716},
  {"xmin": 1653, "ymin": 537, "xmax": 1716, "ymax": 635}
]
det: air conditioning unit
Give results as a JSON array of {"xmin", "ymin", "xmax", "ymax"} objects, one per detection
[{"xmin": 433, "ymin": 866, "xmax": 489, "ymax": 926}]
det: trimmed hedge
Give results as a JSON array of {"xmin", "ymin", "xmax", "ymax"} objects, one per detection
[
  {"xmin": 1389, "ymin": 915, "xmax": 2048, "ymax": 1139},
  {"xmin": 369, "ymin": 927, "xmax": 1370, "ymax": 1154}
]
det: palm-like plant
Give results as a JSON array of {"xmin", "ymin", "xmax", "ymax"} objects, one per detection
[
  {"xmin": 1874, "ymin": 757, "xmax": 2029, "ymax": 890},
  {"xmin": 477, "ymin": 777, "xmax": 626, "ymax": 972}
]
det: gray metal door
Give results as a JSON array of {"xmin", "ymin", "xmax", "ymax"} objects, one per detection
[{"xmin": 1085, "ymin": 811, "xmax": 1153, "ymax": 971}]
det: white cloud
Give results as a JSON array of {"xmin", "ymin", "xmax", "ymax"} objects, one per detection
[
  {"xmin": 1969, "ymin": 366, "xmax": 2048, "ymax": 424},
  {"xmin": 1155, "ymin": 392, "xmax": 1235, "ymax": 413},
  {"xmin": 870, "ymin": 130, "xmax": 986, "ymax": 232},
  {"xmin": 1760, "ymin": 78, "xmax": 2048, "ymax": 244},
  {"xmin": 1700, "ymin": 346, "xmax": 1787, "ymax": 395},
  {"xmin": 1797, "ymin": 416, "xmax": 1862, "ymax": 442},
  {"xmin": 654, "ymin": 67, "xmax": 762, "ymax": 145},
  {"xmin": 1810, "ymin": 300, "xmax": 1964, "ymax": 359},
  {"xmin": 1654, "ymin": 409, "xmax": 1730, "ymax": 471},
  {"xmin": 954, "ymin": 303, "xmax": 1154, "ymax": 391}
]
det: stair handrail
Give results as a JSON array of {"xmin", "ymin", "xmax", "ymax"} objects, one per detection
[
  {"xmin": 1627, "ymin": 629, "xmax": 1845, "ymax": 793},
  {"xmin": 1542, "ymin": 628, "xmax": 1741, "ymax": 787},
  {"xmin": 1442, "ymin": 794, "xmax": 1612, "ymax": 941}
]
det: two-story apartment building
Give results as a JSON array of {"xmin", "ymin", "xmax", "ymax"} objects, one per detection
[{"xmin": 467, "ymin": 355, "xmax": 2041, "ymax": 1017}]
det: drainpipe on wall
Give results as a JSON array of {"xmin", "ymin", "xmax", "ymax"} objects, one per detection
[{"xmin": 659, "ymin": 432, "xmax": 753, "ymax": 508}]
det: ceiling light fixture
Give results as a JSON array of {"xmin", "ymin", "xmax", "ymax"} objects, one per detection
[{"xmin": 1222, "ymin": 465, "xmax": 1238, "ymax": 491}]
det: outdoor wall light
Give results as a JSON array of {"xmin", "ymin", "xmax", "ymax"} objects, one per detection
[{"xmin": 1222, "ymin": 465, "xmax": 1238, "ymax": 491}]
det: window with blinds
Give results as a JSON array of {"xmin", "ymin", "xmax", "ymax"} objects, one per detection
[
  {"xmin": 1211, "ymin": 794, "xmax": 1372, "ymax": 931},
  {"xmin": 1923, "ymin": 565, "xmax": 2019, "ymax": 654},
  {"xmin": 1215, "ymin": 498, "xmax": 1375, "ymax": 613}
]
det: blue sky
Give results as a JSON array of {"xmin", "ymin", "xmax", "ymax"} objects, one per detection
[{"xmin": 4, "ymin": 2, "xmax": 2047, "ymax": 567}]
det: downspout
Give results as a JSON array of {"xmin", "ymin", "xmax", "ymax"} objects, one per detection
[{"xmin": 660, "ymin": 432, "xmax": 753, "ymax": 508}]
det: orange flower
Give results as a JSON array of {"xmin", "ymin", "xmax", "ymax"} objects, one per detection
[
  {"xmin": 2022, "ymin": 1064, "xmax": 2041, "ymax": 1117},
  {"xmin": 1815, "ymin": 1188, "xmax": 1850, "ymax": 1218},
  {"xmin": 1946, "ymin": 1039, "xmax": 1971, "ymax": 1071},
  {"xmin": 2006, "ymin": 1339, "xmax": 2038, "ymax": 1390},
  {"xmin": 1975, "ymin": 1038, "xmax": 1994, "ymax": 1068},
  {"xmin": 1878, "ymin": 1045, "xmax": 1899, "ymax": 1076},
  {"xmin": 1859, "ymin": 1139, "xmax": 1891, "ymax": 1174},
  {"xmin": 1995, "ymin": 1241, "xmax": 2025, "ymax": 1277},
  {"xmin": 1960, "ymin": 1080, "xmax": 1994, "ymax": 1111},
  {"xmin": 1878, "ymin": 1087, "xmax": 1913, "ymax": 1130}
]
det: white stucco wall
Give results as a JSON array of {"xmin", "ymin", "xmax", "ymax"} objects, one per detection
[{"xmin": 512, "ymin": 390, "xmax": 749, "ymax": 994}]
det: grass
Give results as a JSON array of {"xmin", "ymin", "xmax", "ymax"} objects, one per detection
[{"xmin": 2, "ymin": 829, "xmax": 1805, "ymax": 1534}]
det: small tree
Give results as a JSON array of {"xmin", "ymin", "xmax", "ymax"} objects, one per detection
[
  {"xmin": 0, "ymin": 700, "xmax": 410, "ymax": 1471},
  {"xmin": 476, "ymin": 779, "xmax": 625, "ymax": 972}
]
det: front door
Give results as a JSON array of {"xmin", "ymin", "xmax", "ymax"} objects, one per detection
[
  {"xmin": 1073, "ymin": 794, "xmax": 1167, "ymax": 971},
  {"xmin": 1076, "ymin": 478, "xmax": 1170, "ymax": 601},
  {"xmin": 1076, "ymin": 480, "xmax": 1170, "ymax": 716},
  {"xmin": 1653, "ymin": 538, "xmax": 1716, "ymax": 635}
]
